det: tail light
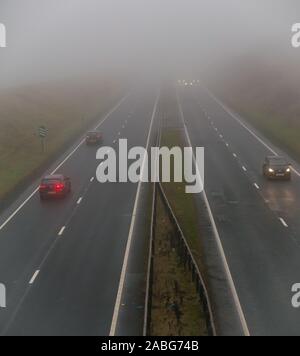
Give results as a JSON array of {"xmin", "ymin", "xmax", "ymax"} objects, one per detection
[{"xmin": 55, "ymin": 183, "xmax": 65, "ymax": 192}]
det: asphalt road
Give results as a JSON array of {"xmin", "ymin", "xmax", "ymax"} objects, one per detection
[
  {"xmin": 0, "ymin": 87, "xmax": 159, "ymax": 336},
  {"xmin": 2, "ymin": 82, "xmax": 300, "ymax": 336},
  {"xmin": 178, "ymin": 85, "xmax": 300, "ymax": 336}
]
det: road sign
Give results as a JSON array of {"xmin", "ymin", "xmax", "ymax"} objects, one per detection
[{"xmin": 39, "ymin": 125, "xmax": 47, "ymax": 138}]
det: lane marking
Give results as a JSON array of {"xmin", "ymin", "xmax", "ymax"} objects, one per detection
[
  {"xmin": 0, "ymin": 94, "xmax": 130, "ymax": 232},
  {"xmin": 279, "ymin": 218, "xmax": 289, "ymax": 228},
  {"xmin": 77, "ymin": 197, "xmax": 83, "ymax": 205},
  {"xmin": 254, "ymin": 183, "xmax": 260, "ymax": 190},
  {"xmin": 90, "ymin": 177, "xmax": 95, "ymax": 182},
  {"xmin": 58, "ymin": 226, "xmax": 66, "ymax": 236},
  {"xmin": 242, "ymin": 166, "xmax": 247, "ymax": 172},
  {"xmin": 29, "ymin": 270, "xmax": 40, "ymax": 285},
  {"xmin": 205, "ymin": 89, "xmax": 300, "ymax": 178},
  {"xmin": 226, "ymin": 143, "xmax": 229, "ymax": 147},
  {"xmin": 233, "ymin": 153, "xmax": 237, "ymax": 158},
  {"xmin": 109, "ymin": 90, "xmax": 160, "ymax": 336},
  {"xmin": 177, "ymin": 89, "xmax": 250, "ymax": 336}
]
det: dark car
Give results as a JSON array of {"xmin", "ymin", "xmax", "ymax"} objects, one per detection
[
  {"xmin": 86, "ymin": 131, "xmax": 103, "ymax": 145},
  {"xmin": 39, "ymin": 174, "xmax": 71, "ymax": 200},
  {"xmin": 263, "ymin": 156, "xmax": 291, "ymax": 180}
]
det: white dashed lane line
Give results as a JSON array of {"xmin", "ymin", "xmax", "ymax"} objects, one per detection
[
  {"xmin": 90, "ymin": 177, "xmax": 95, "ymax": 182},
  {"xmin": 204, "ymin": 104, "xmax": 293, "ymax": 234},
  {"xmin": 77, "ymin": 197, "xmax": 83, "ymax": 205},
  {"xmin": 233, "ymin": 153, "xmax": 237, "ymax": 158},
  {"xmin": 58, "ymin": 226, "xmax": 66, "ymax": 236},
  {"xmin": 29, "ymin": 270, "xmax": 40, "ymax": 285},
  {"xmin": 279, "ymin": 218, "xmax": 289, "ymax": 228}
]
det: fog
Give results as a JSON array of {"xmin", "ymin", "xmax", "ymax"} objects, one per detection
[{"xmin": 0, "ymin": 0, "xmax": 299, "ymax": 88}]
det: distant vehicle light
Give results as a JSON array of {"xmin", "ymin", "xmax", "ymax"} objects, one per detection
[
  {"xmin": 269, "ymin": 168, "xmax": 274, "ymax": 173},
  {"xmin": 286, "ymin": 168, "xmax": 291, "ymax": 172}
]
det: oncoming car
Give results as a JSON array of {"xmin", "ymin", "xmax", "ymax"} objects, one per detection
[
  {"xmin": 263, "ymin": 156, "xmax": 292, "ymax": 181},
  {"xmin": 39, "ymin": 174, "xmax": 71, "ymax": 200}
]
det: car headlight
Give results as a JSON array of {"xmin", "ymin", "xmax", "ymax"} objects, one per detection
[
  {"xmin": 268, "ymin": 168, "xmax": 274, "ymax": 173},
  {"xmin": 286, "ymin": 168, "xmax": 291, "ymax": 173}
]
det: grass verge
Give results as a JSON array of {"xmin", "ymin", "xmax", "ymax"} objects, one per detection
[
  {"xmin": 149, "ymin": 128, "xmax": 208, "ymax": 336},
  {"xmin": 0, "ymin": 80, "xmax": 123, "ymax": 200},
  {"xmin": 150, "ymin": 191, "xmax": 208, "ymax": 336},
  {"xmin": 161, "ymin": 129, "xmax": 205, "ymax": 271}
]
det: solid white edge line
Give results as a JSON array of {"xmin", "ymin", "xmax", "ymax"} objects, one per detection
[
  {"xmin": 279, "ymin": 218, "xmax": 289, "ymax": 228},
  {"xmin": 0, "ymin": 189, "xmax": 39, "ymax": 231},
  {"xmin": 29, "ymin": 270, "xmax": 40, "ymax": 285},
  {"xmin": 109, "ymin": 90, "xmax": 160, "ymax": 336},
  {"xmin": 204, "ymin": 88, "xmax": 300, "ymax": 178},
  {"xmin": 0, "ymin": 94, "xmax": 129, "ymax": 232},
  {"xmin": 176, "ymin": 88, "xmax": 250, "ymax": 337}
]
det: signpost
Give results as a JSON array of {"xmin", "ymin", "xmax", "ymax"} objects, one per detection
[{"xmin": 38, "ymin": 125, "xmax": 47, "ymax": 153}]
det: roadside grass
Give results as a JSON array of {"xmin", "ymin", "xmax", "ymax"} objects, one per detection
[
  {"xmin": 149, "ymin": 127, "xmax": 208, "ymax": 336},
  {"xmin": 212, "ymin": 60, "xmax": 300, "ymax": 162},
  {"xmin": 236, "ymin": 107, "xmax": 300, "ymax": 160},
  {"xmin": 150, "ymin": 191, "xmax": 208, "ymax": 336},
  {"xmin": 0, "ymin": 80, "xmax": 122, "ymax": 199},
  {"xmin": 160, "ymin": 129, "xmax": 205, "ymax": 271}
]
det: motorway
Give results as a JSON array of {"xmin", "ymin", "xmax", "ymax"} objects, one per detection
[
  {"xmin": 0, "ymin": 87, "xmax": 159, "ymax": 335},
  {"xmin": 177, "ymin": 85, "xmax": 300, "ymax": 336},
  {"xmin": 1, "ymin": 81, "xmax": 300, "ymax": 336}
]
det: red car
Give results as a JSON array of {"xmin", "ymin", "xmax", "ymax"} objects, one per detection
[
  {"xmin": 86, "ymin": 131, "xmax": 103, "ymax": 145},
  {"xmin": 39, "ymin": 174, "xmax": 71, "ymax": 200}
]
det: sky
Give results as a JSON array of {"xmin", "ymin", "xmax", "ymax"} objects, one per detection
[{"xmin": 0, "ymin": 0, "xmax": 299, "ymax": 87}]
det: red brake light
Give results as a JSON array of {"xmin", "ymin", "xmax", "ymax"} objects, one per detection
[{"xmin": 55, "ymin": 183, "xmax": 64, "ymax": 192}]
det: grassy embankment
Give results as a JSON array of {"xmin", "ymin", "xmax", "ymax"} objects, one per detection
[
  {"xmin": 214, "ymin": 58, "xmax": 300, "ymax": 160},
  {"xmin": 150, "ymin": 129, "xmax": 208, "ymax": 336},
  {"xmin": 0, "ymin": 79, "xmax": 122, "ymax": 199}
]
